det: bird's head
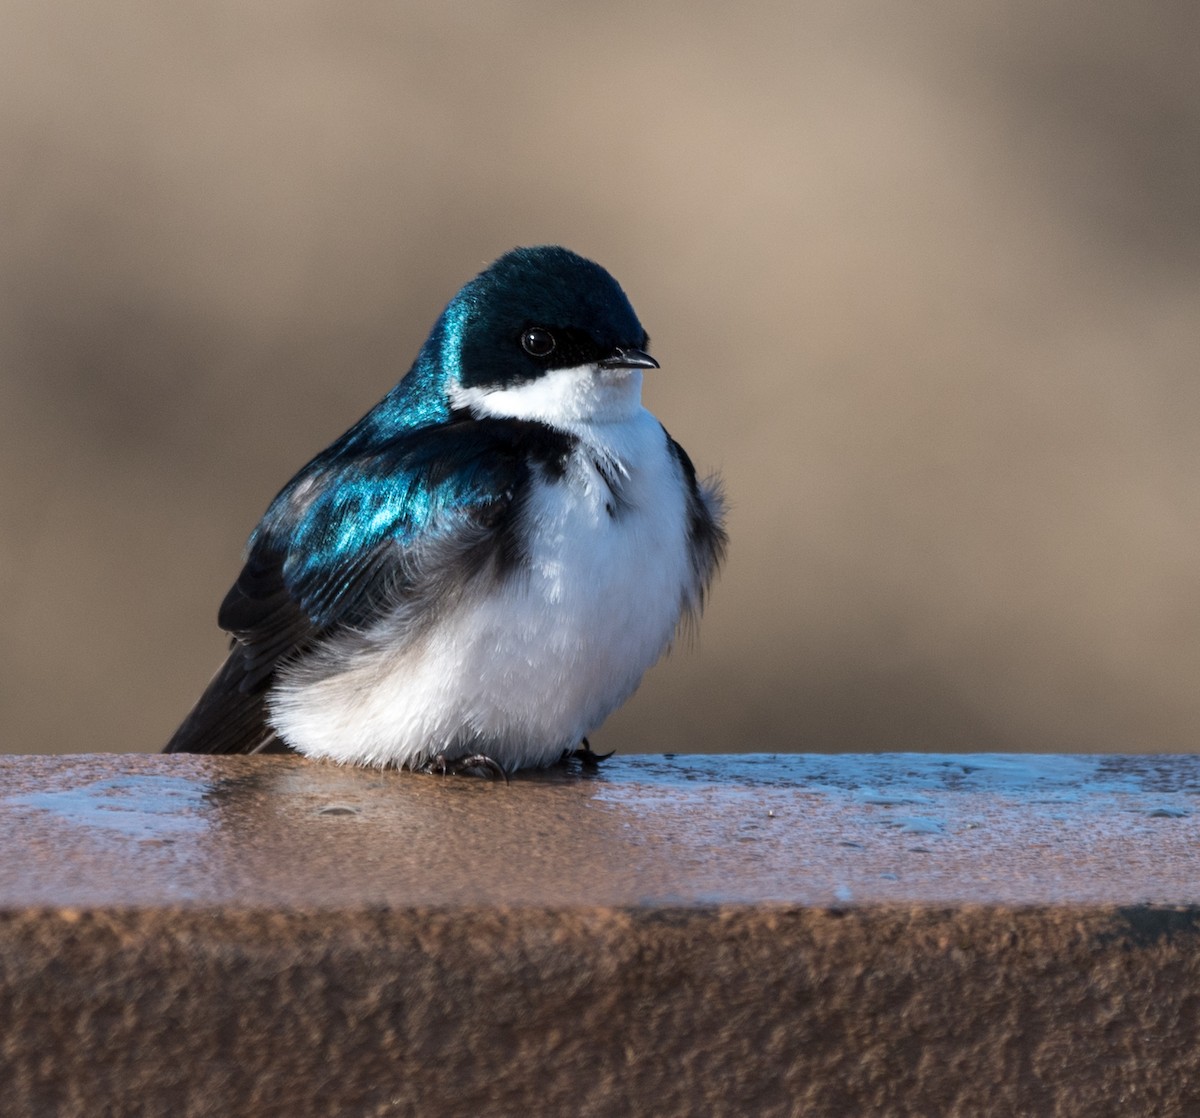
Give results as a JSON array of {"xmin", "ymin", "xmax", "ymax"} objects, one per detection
[{"xmin": 437, "ymin": 246, "xmax": 658, "ymax": 426}]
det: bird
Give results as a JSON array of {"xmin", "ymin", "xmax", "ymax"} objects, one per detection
[{"xmin": 164, "ymin": 246, "xmax": 726, "ymax": 775}]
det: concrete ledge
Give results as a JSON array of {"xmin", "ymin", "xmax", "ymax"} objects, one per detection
[{"xmin": 2, "ymin": 753, "xmax": 1199, "ymax": 1116}]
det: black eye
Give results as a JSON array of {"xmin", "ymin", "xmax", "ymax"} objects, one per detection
[{"xmin": 520, "ymin": 327, "xmax": 556, "ymax": 357}]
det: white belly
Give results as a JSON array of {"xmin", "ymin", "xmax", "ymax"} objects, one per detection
[{"xmin": 267, "ymin": 408, "xmax": 696, "ymax": 770}]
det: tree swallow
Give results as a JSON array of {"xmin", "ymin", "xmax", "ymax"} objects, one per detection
[{"xmin": 165, "ymin": 246, "xmax": 726, "ymax": 774}]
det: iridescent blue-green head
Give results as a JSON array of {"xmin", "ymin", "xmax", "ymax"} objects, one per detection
[
  {"xmin": 442, "ymin": 245, "xmax": 654, "ymax": 389},
  {"xmin": 371, "ymin": 246, "xmax": 660, "ymax": 436}
]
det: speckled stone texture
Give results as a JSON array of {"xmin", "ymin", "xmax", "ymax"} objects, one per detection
[{"xmin": 1, "ymin": 753, "xmax": 1199, "ymax": 1117}]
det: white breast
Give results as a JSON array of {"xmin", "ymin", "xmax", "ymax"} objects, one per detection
[{"xmin": 267, "ymin": 367, "xmax": 699, "ymax": 771}]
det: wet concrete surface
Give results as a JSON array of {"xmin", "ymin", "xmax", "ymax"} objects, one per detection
[
  {"xmin": 2, "ymin": 753, "xmax": 1199, "ymax": 1116},
  {"xmin": 1, "ymin": 752, "xmax": 1198, "ymax": 908}
]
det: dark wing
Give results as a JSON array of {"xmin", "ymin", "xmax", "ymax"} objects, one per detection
[
  {"xmin": 164, "ymin": 417, "xmax": 571, "ymax": 754},
  {"xmin": 663, "ymin": 428, "xmax": 727, "ymax": 618}
]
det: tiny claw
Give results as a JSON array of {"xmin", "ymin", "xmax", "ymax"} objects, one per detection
[
  {"xmin": 564, "ymin": 738, "xmax": 615, "ymax": 771},
  {"xmin": 424, "ymin": 752, "xmax": 509, "ymax": 783},
  {"xmin": 459, "ymin": 753, "xmax": 510, "ymax": 783}
]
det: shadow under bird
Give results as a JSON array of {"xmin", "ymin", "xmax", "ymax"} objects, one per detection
[{"xmin": 165, "ymin": 246, "xmax": 726, "ymax": 775}]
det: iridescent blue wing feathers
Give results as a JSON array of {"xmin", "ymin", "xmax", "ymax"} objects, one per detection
[{"xmin": 164, "ymin": 416, "xmax": 573, "ymax": 754}]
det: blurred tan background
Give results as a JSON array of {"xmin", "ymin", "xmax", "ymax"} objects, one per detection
[{"xmin": 1, "ymin": 0, "xmax": 1197, "ymax": 757}]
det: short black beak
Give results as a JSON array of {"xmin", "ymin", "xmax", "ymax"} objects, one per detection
[{"xmin": 598, "ymin": 346, "xmax": 660, "ymax": 370}]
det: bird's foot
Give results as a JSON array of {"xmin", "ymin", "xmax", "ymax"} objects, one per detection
[
  {"xmin": 561, "ymin": 738, "xmax": 615, "ymax": 772},
  {"xmin": 426, "ymin": 752, "xmax": 510, "ymax": 783}
]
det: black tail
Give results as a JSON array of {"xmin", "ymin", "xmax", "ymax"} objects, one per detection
[{"xmin": 163, "ymin": 653, "xmax": 289, "ymax": 755}]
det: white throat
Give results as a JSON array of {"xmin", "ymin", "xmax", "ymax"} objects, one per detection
[{"xmin": 449, "ymin": 364, "xmax": 644, "ymax": 426}]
